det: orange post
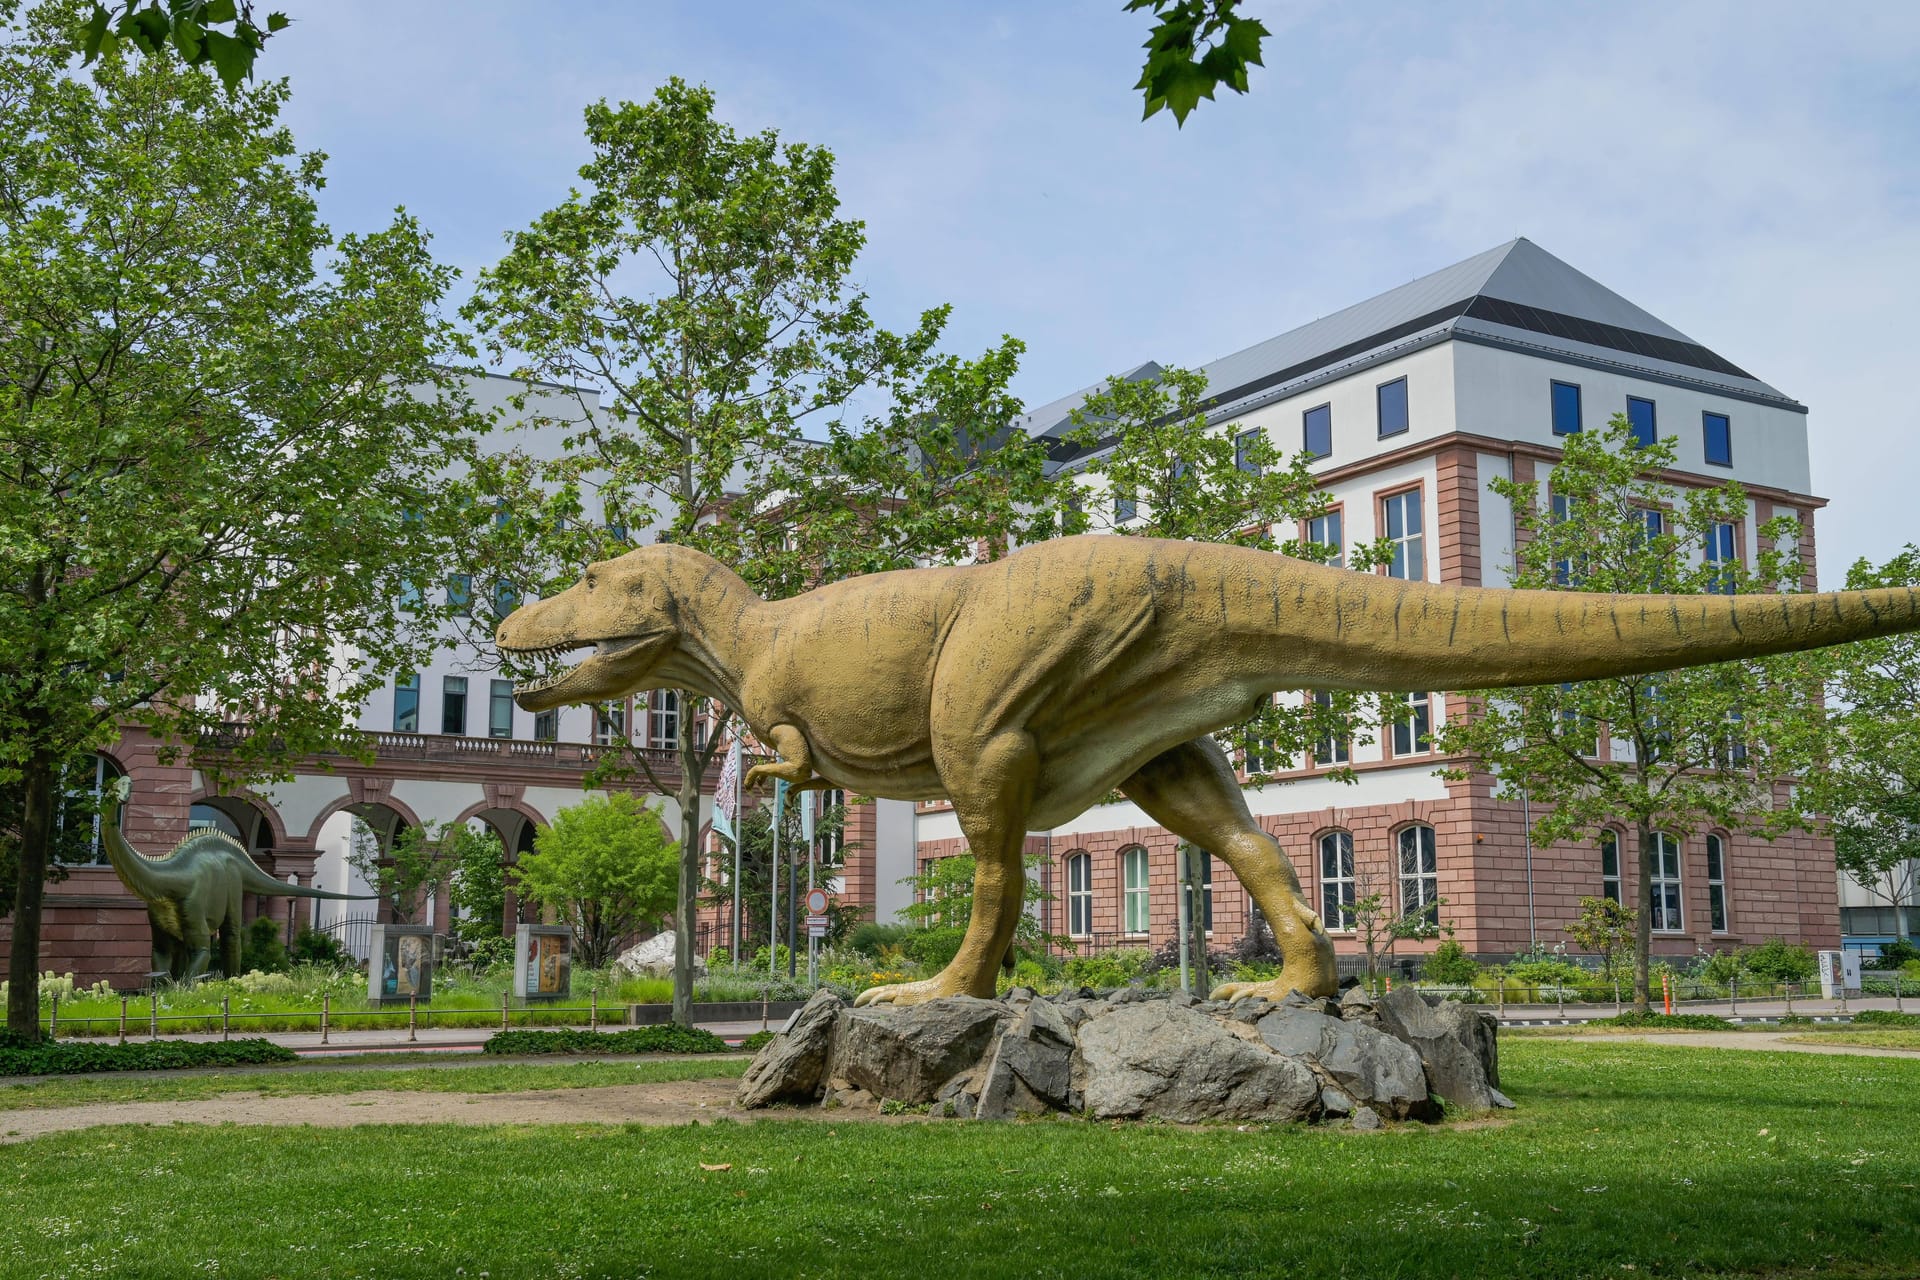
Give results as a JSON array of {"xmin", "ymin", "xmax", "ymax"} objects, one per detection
[{"xmin": 1662, "ymin": 972, "xmax": 1673, "ymax": 1016}]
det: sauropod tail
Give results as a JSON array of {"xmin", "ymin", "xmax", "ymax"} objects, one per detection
[
  {"xmin": 1290, "ymin": 575, "xmax": 1920, "ymax": 691},
  {"xmin": 234, "ymin": 854, "xmax": 380, "ymax": 901}
]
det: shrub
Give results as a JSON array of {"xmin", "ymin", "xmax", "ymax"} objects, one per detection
[
  {"xmin": 1141, "ymin": 935, "xmax": 1239, "ymax": 977},
  {"xmin": 738, "ymin": 1029, "xmax": 776, "ymax": 1052},
  {"xmin": 1061, "ymin": 949, "xmax": 1152, "ymax": 990},
  {"xmin": 463, "ymin": 933, "xmax": 514, "ymax": 975},
  {"xmin": 1737, "ymin": 939, "xmax": 1817, "ymax": 983},
  {"xmin": 482, "ymin": 1026, "xmax": 730, "ymax": 1055},
  {"xmin": 1422, "ymin": 939, "xmax": 1480, "ymax": 985},
  {"xmin": 1588, "ymin": 1011, "xmax": 1733, "ymax": 1031},
  {"xmin": 1852, "ymin": 1010, "xmax": 1920, "ymax": 1029},
  {"xmin": 847, "ymin": 923, "xmax": 912, "ymax": 957},
  {"xmin": 240, "ymin": 916, "xmax": 290, "ymax": 975},
  {"xmin": 0, "ymin": 1032, "xmax": 294, "ymax": 1075},
  {"xmin": 1866, "ymin": 938, "xmax": 1920, "ymax": 970},
  {"xmin": 289, "ymin": 926, "xmax": 352, "ymax": 971},
  {"xmin": 900, "ymin": 927, "xmax": 966, "ymax": 969}
]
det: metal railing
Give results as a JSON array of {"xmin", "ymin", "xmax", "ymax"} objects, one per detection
[{"xmin": 194, "ymin": 722, "xmax": 716, "ymax": 787}]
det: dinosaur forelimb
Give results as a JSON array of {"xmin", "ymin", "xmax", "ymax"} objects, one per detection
[{"xmin": 742, "ymin": 723, "xmax": 825, "ymax": 792}]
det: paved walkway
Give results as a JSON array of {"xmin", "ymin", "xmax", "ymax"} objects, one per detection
[
  {"xmin": 1531, "ymin": 1029, "xmax": 1920, "ymax": 1058},
  {"xmin": 39, "ymin": 1018, "xmax": 782, "ymax": 1058},
  {"xmin": 1478, "ymin": 994, "xmax": 1913, "ymax": 1024}
]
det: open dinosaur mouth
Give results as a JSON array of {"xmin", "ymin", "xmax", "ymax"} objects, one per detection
[{"xmin": 507, "ymin": 637, "xmax": 652, "ymax": 700}]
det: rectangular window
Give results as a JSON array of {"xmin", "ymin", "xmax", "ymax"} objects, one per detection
[
  {"xmin": 1244, "ymin": 732, "xmax": 1279, "ymax": 776},
  {"xmin": 1551, "ymin": 380, "xmax": 1582, "ymax": 435},
  {"xmin": 441, "ymin": 676, "xmax": 468, "ymax": 736},
  {"xmin": 1122, "ymin": 848, "xmax": 1150, "ymax": 934},
  {"xmin": 1706, "ymin": 834, "xmax": 1729, "ymax": 933},
  {"xmin": 1703, "ymin": 411, "xmax": 1732, "ymax": 467},
  {"xmin": 1600, "ymin": 831, "xmax": 1621, "ymax": 904},
  {"xmin": 1549, "ymin": 491, "xmax": 1584, "ymax": 586},
  {"xmin": 1303, "ymin": 403, "xmax": 1332, "ymax": 460},
  {"xmin": 1319, "ymin": 831, "xmax": 1355, "ymax": 932},
  {"xmin": 1627, "ymin": 396, "xmax": 1657, "ymax": 448},
  {"xmin": 595, "ymin": 702, "xmax": 625, "ymax": 746},
  {"xmin": 1383, "ymin": 488, "xmax": 1424, "ymax": 581},
  {"xmin": 1305, "ymin": 510, "xmax": 1343, "ymax": 567},
  {"xmin": 1067, "ymin": 854, "xmax": 1093, "ymax": 938},
  {"xmin": 1113, "ymin": 488, "xmax": 1137, "ymax": 523},
  {"xmin": 392, "ymin": 674, "xmax": 420, "ymax": 733},
  {"xmin": 818, "ymin": 790, "xmax": 846, "ymax": 863},
  {"xmin": 492, "ymin": 580, "xmax": 520, "ymax": 619},
  {"xmin": 1376, "ymin": 377, "xmax": 1409, "ymax": 439},
  {"xmin": 1560, "ymin": 683, "xmax": 1599, "ymax": 758},
  {"xmin": 1235, "ymin": 428, "xmax": 1262, "ymax": 474},
  {"xmin": 447, "ymin": 574, "xmax": 472, "ymax": 615},
  {"xmin": 1392, "ymin": 690, "xmax": 1432, "ymax": 756},
  {"xmin": 533, "ymin": 709, "xmax": 557, "ymax": 742},
  {"xmin": 1706, "ymin": 520, "xmax": 1738, "ymax": 594},
  {"xmin": 1311, "ymin": 689, "xmax": 1349, "ymax": 766},
  {"xmin": 1398, "ymin": 825, "xmax": 1439, "ymax": 926},
  {"xmin": 489, "ymin": 679, "xmax": 514, "ymax": 739},
  {"xmin": 1650, "ymin": 832, "xmax": 1683, "ymax": 931},
  {"xmin": 648, "ymin": 690, "xmax": 679, "ymax": 750}
]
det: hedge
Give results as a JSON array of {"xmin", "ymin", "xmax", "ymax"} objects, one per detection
[
  {"xmin": 482, "ymin": 1026, "xmax": 730, "ymax": 1056},
  {"xmin": 1587, "ymin": 1011, "xmax": 1733, "ymax": 1031},
  {"xmin": 0, "ymin": 1033, "xmax": 295, "ymax": 1076},
  {"xmin": 1852, "ymin": 1009, "xmax": 1920, "ymax": 1029}
]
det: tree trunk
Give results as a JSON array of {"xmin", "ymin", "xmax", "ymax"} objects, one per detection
[
  {"xmin": 671, "ymin": 695, "xmax": 701, "ymax": 1027},
  {"xmin": 6, "ymin": 758, "xmax": 56, "ymax": 1040},
  {"xmin": 1634, "ymin": 821, "xmax": 1655, "ymax": 1013}
]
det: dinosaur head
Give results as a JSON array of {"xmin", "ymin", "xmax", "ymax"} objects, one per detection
[{"xmin": 496, "ymin": 546, "xmax": 684, "ymax": 712}]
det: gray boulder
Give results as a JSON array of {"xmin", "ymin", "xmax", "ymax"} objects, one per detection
[
  {"xmin": 1073, "ymin": 1000, "xmax": 1319, "ymax": 1122},
  {"xmin": 1374, "ymin": 988, "xmax": 1511, "ymax": 1111},
  {"xmin": 1255, "ymin": 1006, "xmax": 1432, "ymax": 1120},
  {"xmin": 977, "ymin": 999, "xmax": 1076, "ymax": 1119},
  {"xmin": 830, "ymin": 996, "xmax": 1008, "ymax": 1103},
  {"xmin": 735, "ymin": 989, "xmax": 846, "ymax": 1108},
  {"xmin": 613, "ymin": 931, "xmax": 706, "ymax": 979}
]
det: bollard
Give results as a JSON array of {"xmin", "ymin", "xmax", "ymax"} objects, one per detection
[
  {"xmin": 502, "ymin": 994, "xmax": 510, "ymax": 1033},
  {"xmin": 1557, "ymin": 984, "xmax": 1565, "ymax": 1019},
  {"xmin": 149, "ymin": 993, "xmax": 159, "ymax": 1040},
  {"xmin": 590, "ymin": 991, "xmax": 598, "ymax": 1030},
  {"xmin": 321, "ymin": 993, "xmax": 330, "ymax": 1046},
  {"xmin": 1784, "ymin": 981, "xmax": 1793, "ymax": 1017},
  {"xmin": 408, "ymin": 995, "xmax": 417, "ymax": 1043},
  {"xmin": 1614, "ymin": 974, "xmax": 1622, "ymax": 1016},
  {"xmin": 1896, "ymin": 974, "xmax": 1904, "ymax": 1015},
  {"xmin": 1385, "ymin": 974, "xmax": 1393, "ymax": 994},
  {"xmin": 1730, "ymin": 975, "xmax": 1738, "ymax": 1018},
  {"xmin": 1496, "ymin": 979, "xmax": 1504, "ymax": 1022},
  {"xmin": 118, "ymin": 995, "xmax": 128, "ymax": 1044},
  {"xmin": 48, "ymin": 996, "xmax": 57, "ymax": 1041},
  {"xmin": 1662, "ymin": 972, "xmax": 1672, "ymax": 1016},
  {"xmin": 222, "ymin": 996, "xmax": 231, "ymax": 1041}
]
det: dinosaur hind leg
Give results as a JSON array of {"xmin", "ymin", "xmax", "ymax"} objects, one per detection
[
  {"xmin": 1119, "ymin": 737, "xmax": 1337, "ymax": 1001},
  {"xmin": 855, "ymin": 730, "xmax": 1038, "ymax": 1008}
]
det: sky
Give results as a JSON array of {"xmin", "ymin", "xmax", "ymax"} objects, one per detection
[{"xmin": 262, "ymin": 1, "xmax": 1920, "ymax": 583}]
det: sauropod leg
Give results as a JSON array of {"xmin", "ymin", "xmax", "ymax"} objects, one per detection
[
  {"xmin": 855, "ymin": 731, "xmax": 1037, "ymax": 1007},
  {"xmin": 1119, "ymin": 737, "xmax": 1337, "ymax": 1001}
]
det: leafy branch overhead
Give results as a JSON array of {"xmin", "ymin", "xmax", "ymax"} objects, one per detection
[
  {"xmin": 1128, "ymin": 0, "xmax": 1268, "ymax": 125},
  {"xmin": 80, "ymin": 1, "xmax": 287, "ymax": 90}
]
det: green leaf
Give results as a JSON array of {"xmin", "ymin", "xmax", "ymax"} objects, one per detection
[
  {"xmin": 127, "ymin": 6, "xmax": 172, "ymax": 54},
  {"xmin": 79, "ymin": 6, "xmax": 113, "ymax": 62},
  {"xmin": 201, "ymin": 0, "xmax": 239, "ymax": 24},
  {"xmin": 169, "ymin": 16, "xmax": 203, "ymax": 63},
  {"xmin": 266, "ymin": 11, "xmax": 291, "ymax": 32},
  {"xmin": 201, "ymin": 27, "xmax": 252, "ymax": 90}
]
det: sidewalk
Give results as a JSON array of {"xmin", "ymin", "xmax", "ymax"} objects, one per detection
[
  {"xmin": 44, "ymin": 1017, "xmax": 783, "ymax": 1057},
  {"xmin": 1475, "ymin": 993, "xmax": 1912, "ymax": 1025}
]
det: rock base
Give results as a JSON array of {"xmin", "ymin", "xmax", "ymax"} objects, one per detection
[{"xmin": 737, "ymin": 985, "xmax": 1514, "ymax": 1124}]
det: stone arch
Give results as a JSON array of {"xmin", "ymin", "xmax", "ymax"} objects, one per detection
[{"xmin": 187, "ymin": 789, "xmax": 288, "ymax": 853}]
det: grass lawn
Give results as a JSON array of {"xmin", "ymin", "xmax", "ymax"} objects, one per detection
[
  {"xmin": 3, "ymin": 1040, "xmax": 1917, "ymax": 1279},
  {"xmin": 1786, "ymin": 1029, "xmax": 1920, "ymax": 1050},
  {"xmin": 0, "ymin": 1056, "xmax": 749, "ymax": 1112}
]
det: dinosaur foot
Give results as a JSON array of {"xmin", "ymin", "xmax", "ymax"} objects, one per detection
[
  {"xmin": 852, "ymin": 974, "xmax": 979, "ymax": 1008},
  {"xmin": 1211, "ymin": 975, "xmax": 1336, "ymax": 1004}
]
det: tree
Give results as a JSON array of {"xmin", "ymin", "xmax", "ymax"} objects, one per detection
[
  {"xmin": 1808, "ymin": 547, "xmax": 1920, "ymax": 944},
  {"xmin": 1128, "ymin": 0, "xmax": 1268, "ymax": 126},
  {"xmin": 76, "ymin": 0, "xmax": 286, "ymax": 90},
  {"xmin": 1349, "ymin": 865, "xmax": 1446, "ymax": 991},
  {"xmin": 445, "ymin": 825, "xmax": 509, "ymax": 949},
  {"xmin": 897, "ymin": 852, "xmax": 1062, "ymax": 951},
  {"xmin": 0, "ymin": 7, "xmax": 477, "ymax": 1036},
  {"xmin": 344, "ymin": 820, "xmax": 444, "ymax": 927},
  {"xmin": 514, "ymin": 794, "xmax": 679, "ymax": 970},
  {"xmin": 462, "ymin": 79, "xmax": 1065, "ymax": 1025},
  {"xmin": 1063, "ymin": 364, "xmax": 1391, "ymax": 783},
  {"xmin": 1564, "ymin": 896, "xmax": 1637, "ymax": 986},
  {"xmin": 1437, "ymin": 415, "xmax": 1826, "ymax": 1012},
  {"xmin": 700, "ymin": 787, "xmax": 853, "ymax": 955}
]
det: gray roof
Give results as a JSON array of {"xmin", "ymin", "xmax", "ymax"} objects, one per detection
[{"xmin": 1030, "ymin": 238, "xmax": 1799, "ymax": 464}]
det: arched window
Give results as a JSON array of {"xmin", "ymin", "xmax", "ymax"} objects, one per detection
[
  {"xmin": 1318, "ymin": 831, "xmax": 1355, "ymax": 931},
  {"xmin": 1600, "ymin": 830, "xmax": 1622, "ymax": 903},
  {"xmin": 1121, "ymin": 847, "xmax": 1150, "ymax": 935},
  {"xmin": 1650, "ymin": 832, "xmax": 1683, "ymax": 931},
  {"xmin": 1066, "ymin": 852, "xmax": 1093, "ymax": 938},
  {"xmin": 57, "ymin": 754, "xmax": 125, "ymax": 866},
  {"xmin": 188, "ymin": 804, "xmax": 245, "ymax": 842},
  {"xmin": 1398, "ymin": 824, "xmax": 1439, "ymax": 925},
  {"xmin": 1706, "ymin": 834, "xmax": 1729, "ymax": 933}
]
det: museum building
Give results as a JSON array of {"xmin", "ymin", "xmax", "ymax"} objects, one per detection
[{"xmin": 911, "ymin": 238, "xmax": 1854, "ymax": 970}]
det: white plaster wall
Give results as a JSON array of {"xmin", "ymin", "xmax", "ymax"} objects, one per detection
[
  {"xmin": 1453, "ymin": 343, "xmax": 1813, "ymax": 496},
  {"xmin": 257, "ymin": 775, "xmax": 350, "ymax": 844},
  {"xmin": 1226, "ymin": 343, "xmax": 1458, "ymax": 473},
  {"xmin": 873, "ymin": 798, "xmax": 918, "ymax": 925},
  {"xmin": 1476, "ymin": 450, "xmax": 1517, "ymax": 586}
]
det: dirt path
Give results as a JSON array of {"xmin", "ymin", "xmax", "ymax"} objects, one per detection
[
  {"xmin": 1534, "ymin": 1030, "xmax": 1920, "ymax": 1058},
  {"xmin": 0, "ymin": 1078, "xmax": 839, "ymax": 1144}
]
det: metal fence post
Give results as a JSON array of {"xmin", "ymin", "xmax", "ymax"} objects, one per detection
[
  {"xmin": 502, "ymin": 994, "xmax": 510, "ymax": 1033},
  {"xmin": 320, "ymin": 993, "xmax": 330, "ymax": 1046},
  {"xmin": 1496, "ymin": 978, "xmax": 1504, "ymax": 1022},
  {"xmin": 48, "ymin": 996, "xmax": 57, "ymax": 1040},
  {"xmin": 590, "ymin": 991, "xmax": 598, "ymax": 1031},
  {"xmin": 1897, "ymin": 974, "xmax": 1905, "ymax": 1015},
  {"xmin": 1784, "ymin": 981, "xmax": 1793, "ymax": 1017},
  {"xmin": 1613, "ymin": 974, "xmax": 1621, "ymax": 1016},
  {"xmin": 408, "ymin": 995, "xmax": 417, "ymax": 1043},
  {"xmin": 222, "ymin": 996, "xmax": 231, "ymax": 1041},
  {"xmin": 149, "ymin": 993, "xmax": 158, "ymax": 1040},
  {"xmin": 1730, "ymin": 975, "xmax": 1738, "ymax": 1018},
  {"xmin": 1556, "ymin": 984, "xmax": 1565, "ymax": 1019},
  {"xmin": 118, "ymin": 995, "xmax": 128, "ymax": 1044}
]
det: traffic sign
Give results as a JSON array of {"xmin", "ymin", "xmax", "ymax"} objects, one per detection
[{"xmin": 804, "ymin": 888, "xmax": 830, "ymax": 916}]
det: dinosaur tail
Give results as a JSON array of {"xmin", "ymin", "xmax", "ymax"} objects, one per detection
[
  {"xmin": 1280, "ymin": 571, "xmax": 1920, "ymax": 691},
  {"xmin": 234, "ymin": 856, "xmax": 380, "ymax": 901}
]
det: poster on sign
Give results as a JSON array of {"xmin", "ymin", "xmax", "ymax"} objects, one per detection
[
  {"xmin": 369, "ymin": 924, "xmax": 435, "ymax": 1004},
  {"xmin": 515, "ymin": 924, "xmax": 573, "ymax": 1000}
]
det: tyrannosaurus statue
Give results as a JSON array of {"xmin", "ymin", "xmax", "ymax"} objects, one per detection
[
  {"xmin": 498, "ymin": 536, "xmax": 1920, "ymax": 1007},
  {"xmin": 100, "ymin": 779, "xmax": 373, "ymax": 982}
]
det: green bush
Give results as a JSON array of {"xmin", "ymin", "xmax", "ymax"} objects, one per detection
[
  {"xmin": 901, "ymin": 927, "xmax": 966, "ymax": 969},
  {"xmin": 1737, "ymin": 939, "xmax": 1817, "ymax": 983},
  {"xmin": 288, "ymin": 926, "xmax": 352, "ymax": 971},
  {"xmin": 1867, "ymin": 938, "xmax": 1920, "ymax": 970},
  {"xmin": 1588, "ymin": 1011, "xmax": 1733, "ymax": 1031},
  {"xmin": 1693, "ymin": 950, "xmax": 1742, "ymax": 987},
  {"xmin": 0, "ymin": 1032, "xmax": 295, "ymax": 1075},
  {"xmin": 1061, "ymin": 948, "xmax": 1152, "ymax": 990},
  {"xmin": 482, "ymin": 1025, "xmax": 730, "ymax": 1055},
  {"xmin": 1422, "ymin": 939, "xmax": 1480, "ymax": 985},
  {"xmin": 463, "ymin": 933, "xmax": 514, "ymax": 974},
  {"xmin": 738, "ymin": 1029, "xmax": 776, "ymax": 1052},
  {"xmin": 1852, "ymin": 1009, "xmax": 1920, "ymax": 1028},
  {"xmin": 239, "ymin": 916, "xmax": 289, "ymax": 975},
  {"xmin": 848, "ymin": 923, "xmax": 912, "ymax": 957}
]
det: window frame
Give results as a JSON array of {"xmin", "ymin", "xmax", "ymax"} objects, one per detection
[
  {"xmin": 1376, "ymin": 376, "xmax": 1410, "ymax": 439},
  {"xmin": 1113, "ymin": 487, "xmax": 1137, "ymax": 524},
  {"xmin": 1706, "ymin": 519, "xmax": 1740, "ymax": 595},
  {"xmin": 1626, "ymin": 396, "xmax": 1657, "ymax": 448},
  {"xmin": 488, "ymin": 679, "xmax": 514, "ymax": 739},
  {"xmin": 648, "ymin": 690, "xmax": 680, "ymax": 751},
  {"xmin": 1234, "ymin": 428, "xmax": 1262, "ymax": 475},
  {"xmin": 1302, "ymin": 505, "xmax": 1344, "ymax": 568},
  {"xmin": 1121, "ymin": 846, "xmax": 1151, "ymax": 935},
  {"xmin": 393, "ymin": 673, "xmax": 421, "ymax": 734},
  {"xmin": 1302, "ymin": 402, "xmax": 1333, "ymax": 461},
  {"xmin": 595, "ymin": 701, "xmax": 627, "ymax": 747},
  {"xmin": 1550, "ymin": 380, "xmax": 1583, "ymax": 436},
  {"xmin": 1379, "ymin": 484, "xmax": 1426, "ymax": 582},
  {"xmin": 1310, "ymin": 689, "xmax": 1350, "ymax": 767},
  {"xmin": 441, "ymin": 675, "xmax": 468, "ymax": 737},
  {"xmin": 1702, "ymin": 410, "xmax": 1733, "ymax": 467},
  {"xmin": 1397, "ymin": 824, "xmax": 1439, "ymax": 926},
  {"xmin": 1390, "ymin": 689, "xmax": 1433, "ymax": 757},
  {"xmin": 532, "ymin": 709, "xmax": 558, "ymax": 742},
  {"xmin": 1649, "ymin": 831, "xmax": 1684, "ymax": 932},
  {"xmin": 1600, "ymin": 829, "xmax": 1622, "ymax": 903},
  {"xmin": 1318, "ymin": 830, "xmax": 1356, "ymax": 933},
  {"xmin": 1705, "ymin": 833, "xmax": 1729, "ymax": 934},
  {"xmin": 1066, "ymin": 852, "xmax": 1093, "ymax": 938}
]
